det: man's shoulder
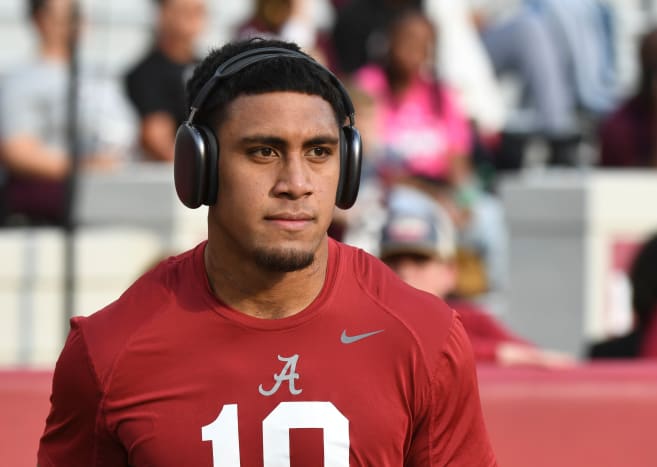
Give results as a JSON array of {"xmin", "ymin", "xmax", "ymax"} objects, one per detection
[
  {"xmin": 125, "ymin": 49, "xmax": 170, "ymax": 81},
  {"xmin": 71, "ymin": 245, "xmax": 201, "ymax": 379},
  {"xmin": 1, "ymin": 61, "xmax": 62, "ymax": 93},
  {"xmin": 81, "ymin": 245, "xmax": 199, "ymax": 324}
]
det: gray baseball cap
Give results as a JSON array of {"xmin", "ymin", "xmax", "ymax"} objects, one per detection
[{"xmin": 380, "ymin": 188, "xmax": 456, "ymax": 261}]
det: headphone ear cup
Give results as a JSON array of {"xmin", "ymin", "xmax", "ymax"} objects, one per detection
[
  {"xmin": 336, "ymin": 125, "xmax": 362, "ymax": 209},
  {"xmin": 198, "ymin": 125, "xmax": 218, "ymax": 206},
  {"xmin": 174, "ymin": 123, "xmax": 218, "ymax": 208}
]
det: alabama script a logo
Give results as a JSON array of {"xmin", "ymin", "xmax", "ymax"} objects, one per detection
[{"xmin": 258, "ymin": 354, "xmax": 302, "ymax": 396}]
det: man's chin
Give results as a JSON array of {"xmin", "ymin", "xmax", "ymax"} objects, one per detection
[{"xmin": 253, "ymin": 247, "xmax": 315, "ymax": 273}]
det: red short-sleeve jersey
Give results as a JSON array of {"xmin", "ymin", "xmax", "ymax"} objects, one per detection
[{"xmin": 38, "ymin": 239, "xmax": 497, "ymax": 466}]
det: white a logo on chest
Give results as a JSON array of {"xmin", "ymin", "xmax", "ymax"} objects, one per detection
[{"xmin": 258, "ymin": 354, "xmax": 302, "ymax": 396}]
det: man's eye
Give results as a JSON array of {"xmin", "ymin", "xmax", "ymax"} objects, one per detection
[
  {"xmin": 310, "ymin": 147, "xmax": 331, "ymax": 157},
  {"xmin": 250, "ymin": 147, "xmax": 275, "ymax": 158}
]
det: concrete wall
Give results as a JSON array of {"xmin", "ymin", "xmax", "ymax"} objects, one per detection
[{"xmin": 500, "ymin": 170, "xmax": 657, "ymax": 356}]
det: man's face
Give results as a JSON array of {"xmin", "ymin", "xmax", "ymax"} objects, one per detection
[
  {"xmin": 160, "ymin": 0, "xmax": 206, "ymax": 45},
  {"xmin": 256, "ymin": 0, "xmax": 292, "ymax": 31},
  {"xmin": 209, "ymin": 91, "xmax": 341, "ymax": 272},
  {"xmin": 35, "ymin": 0, "xmax": 75, "ymax": 47},
  {"xmin": 389, "ymin": 15, "xmax": 434, "ymax": 77},
  {"xmin": 385, "ymin": 254, "xmax": 456, "ymax": 298}
]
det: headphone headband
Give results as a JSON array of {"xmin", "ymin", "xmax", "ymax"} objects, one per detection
[{"xmin": 187, "ymin": 47, "xmax": 355, "ymax": 127}]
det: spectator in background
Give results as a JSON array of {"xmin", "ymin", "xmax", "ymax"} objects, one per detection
[
  {"xmin": 636, "ymin": 233, "xmax": 657, "ymax": 357},
  {"xmin": 534, "ymin": 0, "xmax": 618, "ymax": 118},
  {"xmin": 599, "ymin": 27, "xmax": 657, "ymax": 168},
  {"xmin": 125, "ymin": 0, "xmax": 206, "ymax": 162},
  {"xmin": 383, "ymin": 177, "xmax": 509, "ymax": 314},
  {"xmin": 471, "ymin": 0, "xmax": 581, "ymax": 168},
  {"xmin": 352, "ymin": 9, "xmax": 509, "ymax": 307},
  {"xmin": 235, "ymin": 0, "xmax": 334, "ymax": 65},
  {"xmin": 380, "ymin": 186, "xmax": 574, "ymax": 366},
  {"xmin": 423, "ymin": 0, "xmax": 506, "ymax": 147},
  {"xmin": 433, "ymin": 0, "xmax": 619, "ymax": 170},
  {"xmin": 237, "ymin": 0, "xmax": 297, "ymax": 41},
  {"xmin": 331, "ymin": 0, "xmax": 421, "ymax": 74},
  {"xmin": 353, "ymin": 8, "xmax": 472, "ymax": 187},
  {"xmin": 590, "ymin": 232, "xmax": 657, "ymax": 359},
  {"xmin": 0, "ymin": 0, "xmax": 135, "ymax": 225}
]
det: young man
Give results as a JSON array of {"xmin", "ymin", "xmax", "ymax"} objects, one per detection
[
  {"xmin": 38, "ymin": 39, "xmax": 497, "ymax": 466},
  {"xmin": 125, "ymin": 0, "xmax": 206, "ymax": 162},
  {"xmin": 380, "ymin": 185, "xmax": 575, "ymax": 366}
]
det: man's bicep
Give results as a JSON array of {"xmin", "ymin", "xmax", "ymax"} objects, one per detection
[
  {"xmin": 140, "ymin": 113, "xmax": 177, "ymax": 161},
  {"xmin": 37, "ymin": 322, "xmax": 120, "ymax": 466},
  {"xmin": 407, "ymin": 315, "xmax": 498, "ymax": 466},
  {"xmin": 0, "ymin": 77, "xmax": 44, "ymax": 142}
]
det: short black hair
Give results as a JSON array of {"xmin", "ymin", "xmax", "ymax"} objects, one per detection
[
  {"xmin": 185, "ymin": 38, "xmax": 348, "ymax": 130},
  {"xmin": 630, "ymin": 233, "xmax": 657, "ymax": 330}
]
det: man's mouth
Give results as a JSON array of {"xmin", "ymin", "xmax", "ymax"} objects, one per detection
[{"xmin": 264, "ymin": 212, "xmax": 315, "ymax": 230}]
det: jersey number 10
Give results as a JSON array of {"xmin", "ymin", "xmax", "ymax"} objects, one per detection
[{"xmin": 202, "ymin": 401, "xmax": 350, "ymax": 466}]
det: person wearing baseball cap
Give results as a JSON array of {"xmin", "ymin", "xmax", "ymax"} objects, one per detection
[
  {"xmin": 380, "ymin": 186, "xmax": 575, "ymax": 366},
  {"xmin": 380, "ymin": 188, "xmax": 458, "ymax": 299}
]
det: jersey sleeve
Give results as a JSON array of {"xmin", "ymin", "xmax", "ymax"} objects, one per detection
[
  {"xmin": 406, "ymin": 313, "xmax": 498, "ymax": 466},
  {"xmin": 457, "ymin": 303, "xmax": 534, "ymax": 362},
  {"xmin": 38, "ymin": 318, "xmax": 127, "ymax": 466}
]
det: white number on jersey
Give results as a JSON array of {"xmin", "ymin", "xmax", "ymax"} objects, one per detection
[{"xmin": 201, "ymin": 401, "xmax": 349, "ymax": 466}]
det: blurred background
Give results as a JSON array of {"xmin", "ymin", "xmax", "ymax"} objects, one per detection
[{"xmin": 1, "ymin": 0, "xmax": 657, "ymax": 466}]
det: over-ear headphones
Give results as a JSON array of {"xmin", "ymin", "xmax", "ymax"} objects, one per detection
[{"xmin": 174, "ymin": 46, "xmax": 362, "ymax": 210}]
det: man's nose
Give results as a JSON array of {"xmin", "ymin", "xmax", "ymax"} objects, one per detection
[{"xmin": 272, "ymin": 154, "xmax": 314, "ymax": 200}]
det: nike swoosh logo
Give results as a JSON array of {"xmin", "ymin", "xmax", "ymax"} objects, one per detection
[{"xmin": 340, "ymin": 329, "xmax": 385, "ymax": 344}]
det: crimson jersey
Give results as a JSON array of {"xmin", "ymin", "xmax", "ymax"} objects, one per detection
[
  {"xmin": 450, "ymin": 300, "xmax": 534, "ymax": 363},
  {"xmin": 38, "ymin": 239, "xmax": 497, "ymax": 466}
]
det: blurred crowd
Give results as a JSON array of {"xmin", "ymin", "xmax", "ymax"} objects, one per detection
[{"xmin": 1, "ymin": 0, "xmax": 657, "ymax": 363}]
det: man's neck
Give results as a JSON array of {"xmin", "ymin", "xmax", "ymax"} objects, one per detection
[
  {"xmin": 40, "ymin": 42, "xmax": 69, "ymax": 62},
  {"xmin": 204, "ymin": 237, "xmax": 330, "ymax": 320},
  {"xmin": 157, "ymin": 35, "xmax": 195, "ymax": 64}
]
